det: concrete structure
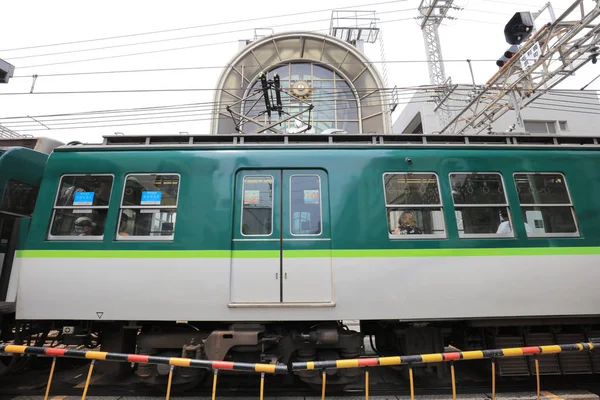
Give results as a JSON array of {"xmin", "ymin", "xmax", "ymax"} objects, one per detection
[
  {"xmin": 211, "ymin": 31, "xmax": 393, "ymax": 135},
  {"xmin": 392, "ymin": 84, "xmax": 600, "ymax": 135}
]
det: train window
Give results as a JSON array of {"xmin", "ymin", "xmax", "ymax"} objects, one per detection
[
  {"xmin": 449, "ymin": 173, "xmax": 513, "ymax": 238},
  {"xmin": 118, "ymin": 174, "xmax": 180, "ymax": 240},
  {"xmin": 48, "ymin": 174, "xmax": 114, "ymax": 240},
  {"xmin": 290, "ymin": 175, "xmax": 322, "ymax": 235},
  {"xmin": 0, "ymin": 180, "xmax": 39, "ymax": 217},
  {"xmin": 241, "ymin": 175, "xmax": 273, "ymax": 236},
  {"xmin": 513, "ymin": 173, "xmax": 578, "ymax": 237},
  {"xmin": 383, "ymin": 172, "xmax": 446, "ymax": 238}
]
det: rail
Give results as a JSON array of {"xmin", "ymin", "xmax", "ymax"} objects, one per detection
[
  {"xmin": 292, "ymin": 342, "xmax": 597, "ymax": 400},
  {"xmin": 0, "ymin": 344, "xmax": 286, "ymax": 400}
]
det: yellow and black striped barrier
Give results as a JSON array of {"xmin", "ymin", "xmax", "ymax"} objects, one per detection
[
  {"xmin": 292, "ymin": 342, "xmax": 595, "ymax": 370},
  {"xmin": 0, "ymin": 343, "xmax": 286, "ymax": 400},
  {"xmin": 292, "ymin": 342, "xmax": 596, "ymax": 400}
]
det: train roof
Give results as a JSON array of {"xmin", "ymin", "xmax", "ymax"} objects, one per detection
[
  {"xmin": 0, "ymin": 137, "xmax": 63, "ymax": 154},
  {"xmin": 54, "ymin": 133, "xmax": 600, "ymax": 152}
]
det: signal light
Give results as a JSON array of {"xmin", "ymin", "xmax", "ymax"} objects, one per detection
[
  {"xmin": 0, "ymin": 58, "xmax": 14, "ymax": 84},
  {"xmin": 504, "ymin": 12, "xmax": 534, "ymax": 45},
  {"xmin": 496, "ymin": 45, "xmax": 520, "ymax": 68}
]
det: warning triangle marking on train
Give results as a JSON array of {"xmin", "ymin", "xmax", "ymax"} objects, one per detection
[{"xmin": 96, "ymin": 312, "xmax": 104, "ymax": 319}]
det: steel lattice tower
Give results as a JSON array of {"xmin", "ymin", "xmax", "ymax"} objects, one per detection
[{"xmin": 418, "ymin": 0, "xmax": 456, "ymax": 130}]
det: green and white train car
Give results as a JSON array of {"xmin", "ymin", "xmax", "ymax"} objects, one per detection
[
  {"xmin": 7, "ymin": 133, "xmax": 600, "ymax": 385},
  {"xmin": 0, "ymin": 137, "xmax": 61, "ymax": 315}
]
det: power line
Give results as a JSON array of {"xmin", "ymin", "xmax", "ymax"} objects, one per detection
[
  {"xmin": 581, "ymin": 72, "xmax": 600, "ymax": 90},
  {"xmin": 530, "ymin": 105, "xmax": 600, "ymax": 116},
  {"xmin": 2, "ymin": 86, "xmax": 598, "ymax": 96},
  {"xmin": 478, "ymin": 0, "xmax": 560, "ymax": 9},
  {"xmin": 1, "ymin": 0, "xmax": 407, "ymax": 53},
  {"xmin": 11, "ymin": 99, "xmax": 433, "ymax": 132},
  {"xmin": 12, "ymin": 58, "xmax": 503, "ymax": 79},
  {"xmin": 0, "ymin": 86, "xmax": 430, "ymax": 121},
  {"xmin": 2, "ymin": 93, "xmax": 435, "ymax": 127},
  {"xmin": 0, "ymin": 85, "xmax": 428, "ymax": 96},
  {"xmin": 7, "ymin": 8, "xmax": 412, "ymax": 61},
  {"xmin": 15, "ymin": 17, "xmax": 415, "ymax": 69},
  {"xmin": 0, "ymin": 88, "xmax": 428, "ymax": 121}
]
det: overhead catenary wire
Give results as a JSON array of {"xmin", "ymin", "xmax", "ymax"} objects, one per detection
[
  {"xmin": 1, "ymin": 86, "xmax": 598, "ymax": 97},
  {"xmin": 11, "ymin": 91, "xmax": 600, "ymax": 132},
  {"xmin": 0, "ymin": 86, "xmax": 429, "ymax": 121},
  {"xmin": 8, "ymin": 9, "xmax": 413, "ymax": 61},
  {"xmin": 0, "ymin": 85, "xmax": 433, "ymax": 96},
  {"xmin": 0, "ymin": 0, "xmax": 408, "ymax": 53},
  {"xmin": 10, "ymin": 98, "xmax": 433, "ymax": 132},
  {"xmin": 2, "ymin": 91, "xmax": 435, "ymax": 128},
  {"xmin": 1, "ymin": 87, "xmax": 598, "ymax": 127},
  {"xmin": 12, "ymin": 58, "xmax": 510, "ymax": 79},
  {"xmin": 14, "ymin": 16, "xmax": 416, "ymax": 69}
]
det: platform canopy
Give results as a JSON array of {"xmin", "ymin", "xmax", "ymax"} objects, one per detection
[{"xmin": 211, "ymin": 31, "xmax": 391, "ymax": 135}]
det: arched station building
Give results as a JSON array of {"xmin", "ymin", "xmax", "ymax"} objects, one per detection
[{"xmin": 211, "ymin": 31, "xmax": 393, "ymax": 135}]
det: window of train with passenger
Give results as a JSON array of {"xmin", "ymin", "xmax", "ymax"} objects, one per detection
[
  {"xmin": 290, "ymin": 175, "xmax": 322, "ymax": 235},
  {"xmin": 383, "ymin": 173, "xmax": 446, "ymax": 238},
  {"xmin": 118, "ymin": 174, "xmax": 180, "ymax": 240},
  {"xmin": 513, "ymin": 173, "xmax": 579, "ymax": 237},
  {"xmin": 449, "ymin": 173, "xmax": 513, "ymax": 238},
  {"xmin": 241, "ymin": 176, "xmax": 273, "ymax": 236},
  {"xmin": 48, "ymin": 174, "xmax": 114, "ymax": 240}
]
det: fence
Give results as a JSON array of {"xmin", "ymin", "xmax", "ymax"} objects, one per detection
[
  {"xmin": 1, "ymin": 341, "xmax": 597, "ymax": 400},
  {"xmin": 0, "ymin": 344, "xmax": 287, "ymax": 400},
  {"xmin": 292, "ymin": 342, "xmax": 596, "ymax": 400}
]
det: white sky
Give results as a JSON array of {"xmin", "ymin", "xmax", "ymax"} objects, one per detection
[{"xmin": 1, "ymin": 0, "xmax": 598, "ymax": 143}]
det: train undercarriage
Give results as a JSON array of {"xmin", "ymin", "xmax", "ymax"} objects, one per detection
[{"xmin": 2, "ymin": 315, "xmax": 600, "ymax": 389}]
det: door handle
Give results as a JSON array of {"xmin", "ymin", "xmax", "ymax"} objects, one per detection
[
  {"xmin": 275, "ymin": 273, "xmax": 278, "ymax": 280},
  {"xmin": 284, "ymin": 273, "xmax": 288, "ymax": 279}
]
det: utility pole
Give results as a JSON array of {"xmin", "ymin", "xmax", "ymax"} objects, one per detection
[{"xmin": 418, "ymin": 0, "xmax": 458, "ymax": 129}]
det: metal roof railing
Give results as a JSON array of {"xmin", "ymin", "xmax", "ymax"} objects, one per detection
[{"xmin": 70, "ymin": 133, "xmax": 600, "ymax": 150}]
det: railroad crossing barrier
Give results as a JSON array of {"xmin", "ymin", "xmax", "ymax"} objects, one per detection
[
  {"xmin": 292, "ymin": 342, "xmax": 597, "ymax": 400},
  {"xmin": 0, "ymin": 342, "xmax": 597, "ymax": 400},
  {"xmin": 0, "ymin": 344, "xmax": 287, "ymax": 400}
]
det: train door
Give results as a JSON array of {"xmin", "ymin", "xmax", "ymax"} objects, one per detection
[
  {"xmin": 281, "ymin": 170, "xmax": 332, "ymax": 303},
  {"xmin": 230, "ymin": 170, "xmax": 332, "ymax": 304},
  {"xmin": 0, "ymin": 216, "xmax": 18, "ymax": 302}
]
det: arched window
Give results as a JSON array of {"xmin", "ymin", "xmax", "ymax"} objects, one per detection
[{"xmin": 242, "ymin": 62, "xmax": 360, "ymax": 134}]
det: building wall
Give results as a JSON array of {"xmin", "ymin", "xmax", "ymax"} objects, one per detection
[{"xmin": 392, "ymin": 86, "xmax": 600, "ymax": 135}]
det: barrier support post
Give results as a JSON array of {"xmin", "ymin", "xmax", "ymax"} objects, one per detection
[
  {"xmin": 450, "ymin": 361, "xmax": 457, "ymax": 400},
  {"xmin": 81, "ymin": 359, "xmax": 95, "ymax": 400},
  {"xmin": 491, "ymin": 358, "xmax": 496, "ymax": 400},
  {"xmin": 365, "ymin": 368, "xmax": 369, "ymax": 400},
  {"xmin": 212, "ymin": 369, "xmax": 219, "ymax": 400},
  {"xmin": 165, "ymin": 365, "xmax": 174, "ymax": 400},
  {"xmin": 535, "ymin": 357, "xmax": 541, "ymax": 400},
  {"xmin": 260, "ymin": 372, "xmax": 265, "ymax": 400},
  {"xmin": 409, "ymin": 365, "xmax": 415, "ymax": 400},
  {"xmin": 321, "ymin": 369, "xmax": 327, "ymax": 400},
  {"xmin": 43, "ymin": 357, "xmax": 57, "ymax": 400}
]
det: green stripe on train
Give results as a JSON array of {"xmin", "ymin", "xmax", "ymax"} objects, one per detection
[{"xmin": 15, "ymin": 247, "xmax": 600, "ymax": 258}]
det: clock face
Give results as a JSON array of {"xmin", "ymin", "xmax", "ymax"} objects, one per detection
[{"xmin": 292, "ymin": 80, "xmax": 312, "ymax": 98}]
